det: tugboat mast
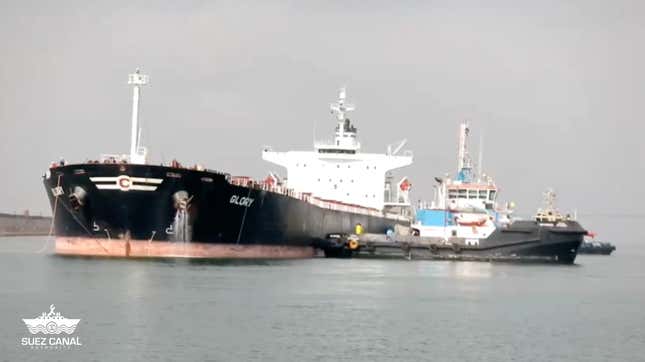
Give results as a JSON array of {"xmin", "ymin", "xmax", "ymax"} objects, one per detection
[
  {"xmin": 456, "ymin": 121, "xmax": 473, "ymax": 182},
  {"xmin": 128, "ymin": 69, "xmax": 149, "ymax": 164}
]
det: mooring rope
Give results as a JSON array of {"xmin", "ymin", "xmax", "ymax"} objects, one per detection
[
  {"xmin": 235, "ymin": 187, "xmax": 253, "ymax": 244},
  {"xmin": 36, "ymin": 174, "xmax": 62, "ymax": 254}
]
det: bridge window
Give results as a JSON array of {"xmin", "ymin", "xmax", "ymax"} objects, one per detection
[
  {"xmin": 489, "ymin": 190, "xmax": 497, "ymax": 201},
  {"xmin": 318, "ymin": 149, "xmax": 356, "ymax": 154},
  {"xmin": 468, "ymin": 190, "xmax": 478, "ymax": 199},
  {"xmin": 479, "ymin": 190, "xmax": 488, "ymax": 199}
]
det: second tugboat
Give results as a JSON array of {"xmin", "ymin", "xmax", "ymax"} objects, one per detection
[
  {"xmin": 578, "ymin": 231, "xmax": 616, "ymax": 255},
  {"xmin": 43, "ymin": 70, "xmax": 413, "ymax": 259}
]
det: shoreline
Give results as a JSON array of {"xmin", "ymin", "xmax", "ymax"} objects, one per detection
[{"xmin": 0, "ymin": 232, "xmax": 50, "ymax": 237}]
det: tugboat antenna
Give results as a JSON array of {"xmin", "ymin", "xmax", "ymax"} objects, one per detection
[
  {"xmin": 477, "ymin": 132, "xmax": 484, "ymax": 182},
  {"xmin": 456, "ymin": 121, "xmax": 473, "ymax": 182},
  {"xmin": 128, "ymin": 69, "xmax": 149, "ymax": 164}
]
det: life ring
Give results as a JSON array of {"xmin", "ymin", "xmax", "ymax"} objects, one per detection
[{"xmin": 348, "ymin": 239, "xmax": 359, "ymax": 250}]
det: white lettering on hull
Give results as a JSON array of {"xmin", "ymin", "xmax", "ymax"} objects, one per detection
[{"xmin": 230, "ymin": 195, "xmax": 254, "ymax": 207}]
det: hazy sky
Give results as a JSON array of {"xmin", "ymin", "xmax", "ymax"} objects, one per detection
[{"xmin": 1, "ymin": 0, "xmax": 644, "ymax": 219}]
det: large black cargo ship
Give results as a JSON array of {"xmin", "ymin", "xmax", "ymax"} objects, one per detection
[{"xmin": 43, "ymin": 71, "xmax": 413, "ymax": 258}]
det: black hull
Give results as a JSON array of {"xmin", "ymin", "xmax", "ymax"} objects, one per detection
[
  {"xmin": 474, "ymin": 220, "xmax": 585, "ymax": 263},
  {"xmin": 43, "ymin": 163, "xmax": 408, "ymax": 258},
  {"xmin": 578, "ymin": 241, "xmax": 616, "ymax": 255},
  {"xmin": 327, "ymin": 220, "xmax": 586, "ymax": 264}
]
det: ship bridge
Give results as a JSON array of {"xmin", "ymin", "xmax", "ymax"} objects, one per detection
[
  {"xmin": 428, "ymin": 122, "xmax": 500, "ymax": 212},
  {"xmin": 262, "ymin": 88, "xmax": 413, "ymax": 211}
]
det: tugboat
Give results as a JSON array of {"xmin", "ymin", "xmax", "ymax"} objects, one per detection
[
  {"xmin": 409, "ymin": 122, "xmax": 586, "ymax": 263},
  {"xmin": 578, "ymin": 231, "xmax": 616, "ymax": 255},
  {"xmin": 43, "ymin": 70, "xmax": 413, "ymax": 258}
]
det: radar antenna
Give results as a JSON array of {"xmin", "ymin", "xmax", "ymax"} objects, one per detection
[{"xmin": 330, "ymin": 87, "xmax": 355, "ymax": 121}]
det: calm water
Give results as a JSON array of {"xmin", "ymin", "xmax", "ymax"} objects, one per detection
[{"xmin": 1, "ymin": 216, "xmax": 643, "ymax": 362}]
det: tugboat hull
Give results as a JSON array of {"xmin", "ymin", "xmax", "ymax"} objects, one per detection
[
  {"xmin": 578, "ymin": 241, "xmax": 616, "ymax": 255},
  {"xmin": 326, "ymin": 220, "xmax": 586, "ymax": 264}
]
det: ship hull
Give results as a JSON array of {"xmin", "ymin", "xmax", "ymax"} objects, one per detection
[
  {"xmin": 473, "ymin": 220, "xmax": 585, "ymax": 263},
  {"xmin": 43, "ymin": 163, "xmax": 408, "ymax": 259},
  {"xmin": 578, "ymin": 242, "xmax": 616, "ymax": 255},
  {"xmin": 343, "ymin": 220, "xmax": 586, "ymax": 263}
]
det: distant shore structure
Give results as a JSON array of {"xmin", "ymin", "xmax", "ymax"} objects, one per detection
[{"xmin": 0, "ymin": 212, "xmax": 51, "ymax": 236}]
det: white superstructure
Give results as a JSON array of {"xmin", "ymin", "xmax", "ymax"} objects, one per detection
[
  {"xmin": 262, "ymin": 88, "xmax": 413, "ymax": 211},
  {"xmin": 413, "ymin": 122, "xmax": 513, "ymax": 242}
]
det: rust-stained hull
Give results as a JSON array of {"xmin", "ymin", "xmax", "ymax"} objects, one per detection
[{"xmin": 55, "ymin": 237, "xmax": 316, "ymax": 259}]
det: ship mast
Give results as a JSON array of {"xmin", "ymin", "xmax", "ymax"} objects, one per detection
[
  {"xmin": 329, "ymin": 87, "xmax": 359, "ymax": 150},
  {"xmin": 456, "ymin": 121, "xmax": 473, "ymax": 182},
  {"xmin": 330, "ymin": 87, "xmax": 354, "ymax": 124},
  {"xmin": 128, "ymin": 69, "xmax": 149, "ymax": 164}
]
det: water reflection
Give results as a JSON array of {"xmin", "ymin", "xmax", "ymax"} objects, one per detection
[{"xmin": 417, "ymin": 261, "xmax": 494, "ymax": 279}]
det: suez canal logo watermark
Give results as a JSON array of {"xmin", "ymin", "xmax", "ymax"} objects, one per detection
[{"xmin": 20, "ymin": 304, "xmax": 83, "ymax": 349}]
